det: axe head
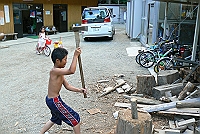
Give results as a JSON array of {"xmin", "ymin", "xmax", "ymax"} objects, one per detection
[{"xmin": 72, "ymin": 25, "xmax": 88, "ymax": 32}]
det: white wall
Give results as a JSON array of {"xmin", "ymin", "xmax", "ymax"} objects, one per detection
[{"xmin": 98, "ymin": 4, "xmax": 127, "ymax": 24}]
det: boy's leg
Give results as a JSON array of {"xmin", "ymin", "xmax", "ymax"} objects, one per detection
[
  {"xmin": 73, "ymin": 122, "xmax": 81, "ymax": 134},
  {"xmin": 40, "ymin": 120, "xmax": 54, "ymax": 134}
]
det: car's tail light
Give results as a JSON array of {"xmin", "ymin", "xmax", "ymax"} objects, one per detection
[
  {"xmin": 82, "ymin": 19, "xmax": 88, "ymax": 24},
  {"xmin": 104, "ymin": 17, "xmax": 111, "ymax": 23}
]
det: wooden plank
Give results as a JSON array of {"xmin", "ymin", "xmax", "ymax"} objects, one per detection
[
  {"xmin": 178, "ymin": 118, "xmax": 195, "ymax": 127},
  {"xmin": 114, "ymin": 102, "xmax": 131, "ymax": 108},
  {"xmin": 165, "ymin": 129, "xmax": 181, "ymax": 134},
  {"xmin": 114, "ymin": 102, "xmax": 150, "ymax": 109},
  {"xmin": 154, "ymin": 129, "xmax": 165, "ymax": 134},
  {"xmin": 157, "ymin": 111, "xmax": 200, "ymax": 117},
  {"xmin": 166, "ymin": 108, "xmax": 200, "ymax": 114},
  {"xmin": 123, "ymin": 95, "xmax": 163, "ymax": 105}
]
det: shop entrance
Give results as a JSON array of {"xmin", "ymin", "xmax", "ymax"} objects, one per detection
[
  {"xmin": 13, "ymin": 4, "xmax": 43, "ymax": 37},
  {"xmin": 53, "ymin": 4, "xmax": 68, "ymax": 32}
]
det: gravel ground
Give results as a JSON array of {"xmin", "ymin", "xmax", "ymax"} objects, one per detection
[{"xmin": 0, "ymin": 24, "xmax": 152, "ymax": 134}]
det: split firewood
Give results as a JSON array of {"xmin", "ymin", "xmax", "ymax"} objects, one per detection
[
  {"xmin": 185, "ymin": 89, "xmax": 200, "ymax": 99},
  {"xmin": 178, "ymin": 82, "xmax": 196, "ymax": 100},
  {"xmin": 97, "ymin": 80, "xmax": 109, "ymax": 83},
  {"xmin": 116, "ymin": 88, "xmax": 124, "ymax": 94},
  {"xmin": 98, "ymin": 80, "xmax": 126, "ymax": 97}
]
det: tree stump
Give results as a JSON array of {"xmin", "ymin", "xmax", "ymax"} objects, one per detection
[
  {"xmin": 136, "ymin": 75, "xmax": 156, "ymax": 96},
  {"xmin": 115, "ymin": 109, "xmax": 152, "ymax": 134}
]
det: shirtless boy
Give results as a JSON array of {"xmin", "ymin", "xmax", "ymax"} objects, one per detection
[{"xmin": 40, "ymin": 47, "xmax": 87, "ymax": 134}]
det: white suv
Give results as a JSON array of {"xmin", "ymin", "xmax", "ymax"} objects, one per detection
[{"xmin": 81, "ymin": 7, "xmax": 115, "ymax": 41}]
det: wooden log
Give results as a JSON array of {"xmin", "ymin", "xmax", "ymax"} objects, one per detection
[
  {"xmin": 152, "ymin": 83, "xmax": 183, "ymax": 100},
  {"xmin": 143, "ymin": 98, "xmax": 200, "ymax": 112},
  {"xmin": 157, "ymin": 70, "xmax": 180, "ymax": 86},
  {"xmin": 178, "ymin": 82, "xmax": 196, "ymax": 100},
  {"xmin": 136, "ymin": 75, "xmax": 156, "ymax": 96},
  {"xmin": 115, "ymin": 109, "xmax": 152, "ymax": 134},
  {"xmin": 176, "ymin": 99, "xmax": 200, "ymax": 108},
  {"xmin": 182, "ymin": 64, "xmax": 200, "ymax": 84},
  {"xmin": 123, "ymin": 95, "xmax": 163, "ymax": 105},
  {"xmin": 131, "ymin": 98, "xmax": 138, "ymax": 119}
]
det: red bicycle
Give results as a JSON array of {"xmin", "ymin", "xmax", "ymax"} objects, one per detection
[{"xmin": 36, "ymin": 39, "xmax": 52, "ymax": 56}]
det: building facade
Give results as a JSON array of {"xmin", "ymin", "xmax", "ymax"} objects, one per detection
[
  {"xmin": 126, "ymin": 0, "xmax": 199, "ymax": 48},
  {"xmin": 0, "ymin": 0, "xmax": 98, "ymax": 37}
]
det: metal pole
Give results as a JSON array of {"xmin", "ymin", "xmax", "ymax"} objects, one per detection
[
  {"xmin": 191, "ymin": 4, "xmax": 200, "ymax": 61},
  {"xmin": 163, "ymin": 2, "xmax": 168, "ymax": 40}
]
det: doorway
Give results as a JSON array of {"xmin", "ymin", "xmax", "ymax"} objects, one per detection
[
  {"xmin": 13, "ymin": 3, "xmax": 43, "ymax": 37},
  {"xmin": 53, "ymin": 4, "xmax": 68, "ymax": 32}
]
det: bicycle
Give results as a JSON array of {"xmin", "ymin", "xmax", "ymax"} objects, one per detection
[
  {"xmin": 36, "ymin": 38, "xmax": 52, "ymax": 56},
  {"xmin": 137, "ymin": 37, "xmax": 180, "ymax": 68},
  {"xmin": 154, "ymin": 45, "xmax": 194, "ymax": 73},
  {"xmin": 153, "ymin": 55, "xmax": 195, "ymax": 73},
  {"xmin": 138, "ymin": 46, "xmax": 174, "ymax": 68}
]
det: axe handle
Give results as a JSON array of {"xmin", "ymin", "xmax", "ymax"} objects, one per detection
[
  {"xmin": 75, "ymin": 32, "xmax": 87, "ymax": 98},
  {"xmin": 78, "ymin": 56, "xmax": 87, "ymax": 98}
]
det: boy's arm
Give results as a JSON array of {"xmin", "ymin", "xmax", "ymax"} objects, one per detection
[
  {"xmin": 68, "ymin": 47, "xmax": 81, "ymax": 74},
  {"xmin": 51, "ymin": 48, "xmax": 81, "ymax": 75},
  {"xmin": 63, "ymin": 79, "xmax": 86, "ymax": 93}
]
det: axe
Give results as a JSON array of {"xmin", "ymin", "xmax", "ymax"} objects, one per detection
[{"xmin": 72, "ymin": 25, "xmax": 88, "ymax": 98}]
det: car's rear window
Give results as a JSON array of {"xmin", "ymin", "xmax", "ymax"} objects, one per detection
[{"xmin": 82, "ymin": 8, "xmax": 108, "ymax": 23}]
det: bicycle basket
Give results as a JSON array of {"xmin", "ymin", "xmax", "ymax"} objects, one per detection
[{"xmin": 46, "ymin": 39, "xmax": 52, "ymax": 45}]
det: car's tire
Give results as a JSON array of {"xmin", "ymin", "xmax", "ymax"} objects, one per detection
[
  {"xmin": 84, "ymin": 37, "xmax": 89, "ymax": 41},
  {"xmin": 113, "ymin": 29, "xmax": 115, "ymax": 35},
  {"xmin": 110, "ymin": 36, "xmax": 113, "ymax": 40}
]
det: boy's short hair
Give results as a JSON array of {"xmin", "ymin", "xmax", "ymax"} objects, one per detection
[{"xmin": 51, "ymin": 48, "xmax": 68, "ymax": 63}]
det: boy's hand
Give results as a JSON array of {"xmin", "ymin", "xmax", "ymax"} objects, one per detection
[
  {"xmin": 80, "ymin": 88, "xmax": 87, "ymax": 94},
  {"xmin": 74, "ymin": 47, "xmax": 81, "ymax": 57}
]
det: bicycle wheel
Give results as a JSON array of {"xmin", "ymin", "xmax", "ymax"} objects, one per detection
[
  {"xmin": 139, "ymin": 51, "xmax": 155, "ymax": 68},
  {"xmin": 154, "ymin": 64, "xmax": 159, "ymax": 73},
  {"xmin": 135, "ymin": 52, "xmax": 142, "ymax": 65},
  {"xmin": 156, "ymin": 58, "xmax": 174, "ymax": 72},
  {"xmin": 43, "ymin": 46, "xmax": 51, "ymax": 56}
]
